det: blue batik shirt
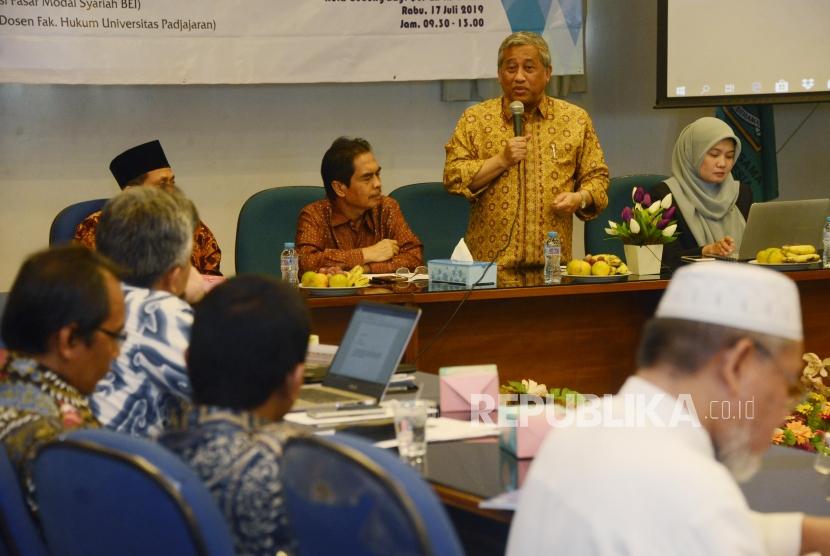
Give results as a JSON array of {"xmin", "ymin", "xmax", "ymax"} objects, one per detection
[
  {"xmin": 91, "ymin": 285, "xmax": 193, "ymax": 438},
  {"xmin": 159, "ymin": 406, "xmax": 297, "ymax": 556}
]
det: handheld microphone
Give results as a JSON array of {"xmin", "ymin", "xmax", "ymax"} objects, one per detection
[{"xmin": 509, "ymin": 100, "xmax": 524, "ymax": 136}]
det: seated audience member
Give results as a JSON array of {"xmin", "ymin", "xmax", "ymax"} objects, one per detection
[
  {"xmin": 91, "ymin": 187, "xmax": 195, "ymax": 438},
  {"xmin": 507, "ymin": 262, "xmax": 829, "ymax": 555},
  {"xmin": 652, "ymin": 117, "xmax": 752, "ymax": 268},
  {"xmin": 74, "ymin": 139, "xmax": 223, "ymax": 275},
  {"xmin": 0, "ymin": 246, "xmax": 124, "ymax": 486},
  {"xmin": 296, "ymin": 137, "xmax": 423, "ymax": 273},
  {"xmin": 159, "ymin": 275, "xmax": 310, "ymax": 556}
]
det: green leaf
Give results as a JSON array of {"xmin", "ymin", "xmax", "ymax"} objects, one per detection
[{"xmin": 507, "ymin": 380, "xmax": 527, "ymax": 393}]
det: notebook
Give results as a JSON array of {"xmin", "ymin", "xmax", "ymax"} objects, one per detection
[
  {"xmin": 735, "ymin": 198, "xmax": 830, "ymax": 260},
  {"xmin": 292, "ymin": 302, "xmax": 421, "ymax": 412}
]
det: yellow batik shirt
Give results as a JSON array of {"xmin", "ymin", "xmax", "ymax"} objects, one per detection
[{"xmin": 443, "ymin": 96, "xmax": 609, "ymax": 266}]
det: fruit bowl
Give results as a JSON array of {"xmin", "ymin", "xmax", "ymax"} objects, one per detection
[
  {"xmin": 298, "ymin": 285, "xmax": 366, "ymax": 297},
  {"xmin": 563, "ymin": 273, "xmax": 631, "ymax": 283},
  {"xmin": 747, "ymin": 260, "xmax": 821, "ymax": 272}
]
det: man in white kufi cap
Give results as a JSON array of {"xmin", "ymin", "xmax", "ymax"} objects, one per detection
[{"xmin": 508, "ymin": 263, "xmax": 830, "ymax": 555}]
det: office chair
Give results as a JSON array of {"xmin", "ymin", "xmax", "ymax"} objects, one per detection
[
  {"xmin": 389, "ymin": 182, "xmax": 470, "ymax": 263},
  {"xmin": 235, "ymin": 186, "xmax": 325, "ymax": 275},
  {"xmin": 31, "ymin": 428, "xmax": 235, "ymax": 556},
  {"xmin": 49, "ymin": 198, "xmax": 109, "ymax": 246},
  {"xmin": 0, "ymin": 446, "xmax": 49, "ymax": 556},
  {"xmin": 281, "ymin": 433, "xmax": 464, "ymax": 556},
  {"xmin": 584, "ymin": 174, "xmax": 668, "ymax": 259}
]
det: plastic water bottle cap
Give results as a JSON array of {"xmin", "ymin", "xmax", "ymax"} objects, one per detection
[
  {"xmin": 825, "ymin": 216, "xmax": 830, "ymax": 222},
  {"xmin": 284, "ymin": 242, "xmax": 295, "ymax": 248},
  {"xmin": 547, "ymin": 231, "xmax": 558, "ymax": 238}
]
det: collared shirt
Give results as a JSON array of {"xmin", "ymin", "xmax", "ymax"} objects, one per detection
[
  {"xmin": 74, "ymin": 210, "xmax": 223, "ymax": 276},
  {"xmin": 0, "ymin": 353, "xmax": 99, "ymax": 510},
  {"xmin": 91, "ymin": 284, "xmax": 192, "ymax": 438},
  {"xmin": 444, "ymin": 96, "xmax": 609, "ymax": 266},
  {"xmin": 159, "ymin": 406, "xmax": 298, "ymax": 556},
  {"xmin": 507, "ymin": 376, "xmax": 802, "ymax": 556},
  {"xmin": 295, "ymin": 196, "xmax": 423, "ymax": 274}
]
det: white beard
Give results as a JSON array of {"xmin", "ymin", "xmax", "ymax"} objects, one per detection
[{"xmin": 717, "ymin": 423, "xmax": 763, "ymax": 483}]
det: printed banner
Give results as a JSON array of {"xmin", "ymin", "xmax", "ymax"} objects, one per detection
[
  {"xmin": 0, "ymin": 0, "xmax": 583, "ymax": 84},
  {"xmin": 716, "ymin": 105, "xmax": 779, "ymax": 202}
]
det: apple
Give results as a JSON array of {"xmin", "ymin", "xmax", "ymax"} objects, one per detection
[
  {"xmin": 328, "ymin": 273, "xmax": 350, "ymax": 288},
  {"xmin": 310, "ymin": 272, "xmax": 329, "ymax": 287},
  {"xmin": 567, "ymin": 260, "xmax": 588, "ymax": 276},
  {"xmin": 300, "ymin": 271, "xmax": 317, "ymax": 287},
  {"xmin": 591, "ymin": 261, "xmax": 612, "ymax": 276}
]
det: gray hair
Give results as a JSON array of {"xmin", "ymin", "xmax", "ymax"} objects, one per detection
[
  {"xmin": 637, "ymin": 318, "xmax": 794, "ymax": 375},
  {"xmin": 497, "ymin": 31, "xmax": 552, "ymax": 70},
  {"xmin": 96, "ymin": 186, "xmax": 194, "ymax": 288}
]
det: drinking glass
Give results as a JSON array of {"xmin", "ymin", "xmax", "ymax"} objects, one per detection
[{"xmin": 392, "ymin": 399, "xmax": 430, "ymax": 463}]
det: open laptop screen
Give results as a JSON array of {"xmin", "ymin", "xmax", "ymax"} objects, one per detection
[
  {"xmin": 739, "ymin": 198, "xmax": 830, "ymax": 259},
  {"xmin": 327, "ymin": 302, "xmax": 420, "ymax": 385}
]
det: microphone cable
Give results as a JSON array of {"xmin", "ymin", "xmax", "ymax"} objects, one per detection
[{"xmin": 415, "ymin": 149, "xmax": 525, "ymax": 363}]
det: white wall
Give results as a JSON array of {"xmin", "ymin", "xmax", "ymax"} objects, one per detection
[{"xmin": 1, "ymin": 0, "xmax": 827, "ymax": 290}]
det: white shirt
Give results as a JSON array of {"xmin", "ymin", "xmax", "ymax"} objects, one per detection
[
  {"xmin": 91, "ymin": 285, "xmax": 193, "ymax": 438},
  {"xmin": 506, "ymin": 376, "xmax": 802, "ymax": 556}
]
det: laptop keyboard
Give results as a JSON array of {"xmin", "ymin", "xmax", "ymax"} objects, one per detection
[{"xmin": 300, "ymin": 388, "xmax": 361, "ymax": 404}]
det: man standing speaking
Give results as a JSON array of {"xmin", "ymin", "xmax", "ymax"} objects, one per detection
[{"xmin": 443, "ymin": 32, "xmax": 609, "ymax": 266}]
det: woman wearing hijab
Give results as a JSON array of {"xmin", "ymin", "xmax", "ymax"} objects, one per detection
[{"xmin": 651, "ymin": 117, "xmax": 753, "ymax": 269}]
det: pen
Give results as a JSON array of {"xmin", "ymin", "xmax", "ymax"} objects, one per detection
[{"xmin": 386, "ymin": 383, "xmax": 420, "ymax": 393}]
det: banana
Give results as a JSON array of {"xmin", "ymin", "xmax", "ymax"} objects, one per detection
[
  {"xmin": 591, "ymin": 254, "xmax": 622, "ymax": 267},
  {"xmin": 347, "ymin": 265, "xmax": 365, "ymax": 286},
  {"xmin": 782, "ymin": 244, "xmax": 816, "ymax": 255},
  {"xmin": 783, "ymin": 253, "xmax": 820, "ymax": 263}
]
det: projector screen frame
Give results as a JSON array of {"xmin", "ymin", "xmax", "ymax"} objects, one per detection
[{"xmin": 655, "ymin": 0, "xmax": 830, "ymax": 109}]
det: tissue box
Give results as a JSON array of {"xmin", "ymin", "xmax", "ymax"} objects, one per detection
[
  {"xmin": 499, "ymin": 404, "xmax": 556, "ymax": 459},
  {"xmin": 428, "ymin": 259, "xmax": 497, "ymax": 288},
  {"xmin": 439, "ymin": 364, "xmax": 499, "ymax": 413}
]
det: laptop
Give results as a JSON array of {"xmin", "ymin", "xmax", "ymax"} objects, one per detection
[
  {"xmin": 292, "ymin": 302, "xmax": 421, "ymax": 412},
  {"xmin": 734, "ymin": 198, "xmax": 830, "ymax": 260}
]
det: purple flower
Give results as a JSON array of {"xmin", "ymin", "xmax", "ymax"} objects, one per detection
[
  {"xmin": 632, "ymin": 187, "xmax": 645, "ymax": 203},
  {"xmin": 657, "ymin": 218, "xmax": 669, "ymax": 230},
  {"xmin": 664, "ymin": 206, "xmax": 676, "ymax": 220},
  {"xmin": 621, "ymin": 206, "xmax": 633, "ymax": 222},
  {"xmin": 642, "ymin": 193, "xmax": 652, "ymax": 208}
]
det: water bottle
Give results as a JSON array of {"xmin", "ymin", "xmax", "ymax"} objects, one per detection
[
  {"xmin": 543, "ymin": 231, "xmax": 562, "ymax": 285},
  {"xmin": 280, "ymin": 242, "xmax": 299, "ymax": 287},
  {"xmin": 823, "ymin": 216, "xmax": 830, "ymax": 269}
]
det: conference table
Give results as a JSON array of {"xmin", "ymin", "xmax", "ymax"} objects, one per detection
[
  {"xmin": 304, "ymin": 267, "xmax": 830, "ymax": 396},
  {"xmin": 365, "ymin": 373, "xmax": 830, "ymax": 556}
]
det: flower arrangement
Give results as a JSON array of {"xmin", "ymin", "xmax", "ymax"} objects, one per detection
[
  {"xmin": 499, "ymin": 379, "xmax": 585, "ymax": 406},
  {"xmin": 772, "ymin": 353, "xmax": 830, "ymax": 454},
  {"xmin": 605, "ymin": 186, "xmax": 680, "ymax": 246}
]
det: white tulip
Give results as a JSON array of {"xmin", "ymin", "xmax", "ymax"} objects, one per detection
[
  {"xmin": 522, "ymin": 379, "xmax": 548, "ymax": 397},
  {"xmin": 660, "ymin": 193, "xmax": 673, "ymax": 209},
  {"xmin": 608, "ymin": 220, "xmax": 618, "ymax": 229},
  {"xmin": 605, "ymin": 227, "xmax": 618, "ymax": 235},
  {"xmin": 648, "ymin": 202, "xmax": 661, "ymax": 214},
  {"xmin": 635, "ymin": 203, "xmax": 643, "ymax": 211},
  {"xmin": 631, "ymin": 186, "xmax": 638, "ymax": 201},
  {"xmin": 629, "ymin": 219, "xmax": 641, "ymax": 234},
  {"xmin": 662, "ymin": 224, "xmax": 677, "ymax": 237}
]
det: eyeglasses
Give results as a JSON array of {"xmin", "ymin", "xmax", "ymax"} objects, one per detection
[
  {"xmin": 97, "ymin": 326, "xmax": 128, "ymax": 347},
  {"xmin": 395, "ymin": 266, "xmax": 428, "ymax": 281},
  {"xmin": 752, "ymin": 341, "xmax": 806, "ymax": 403}
]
